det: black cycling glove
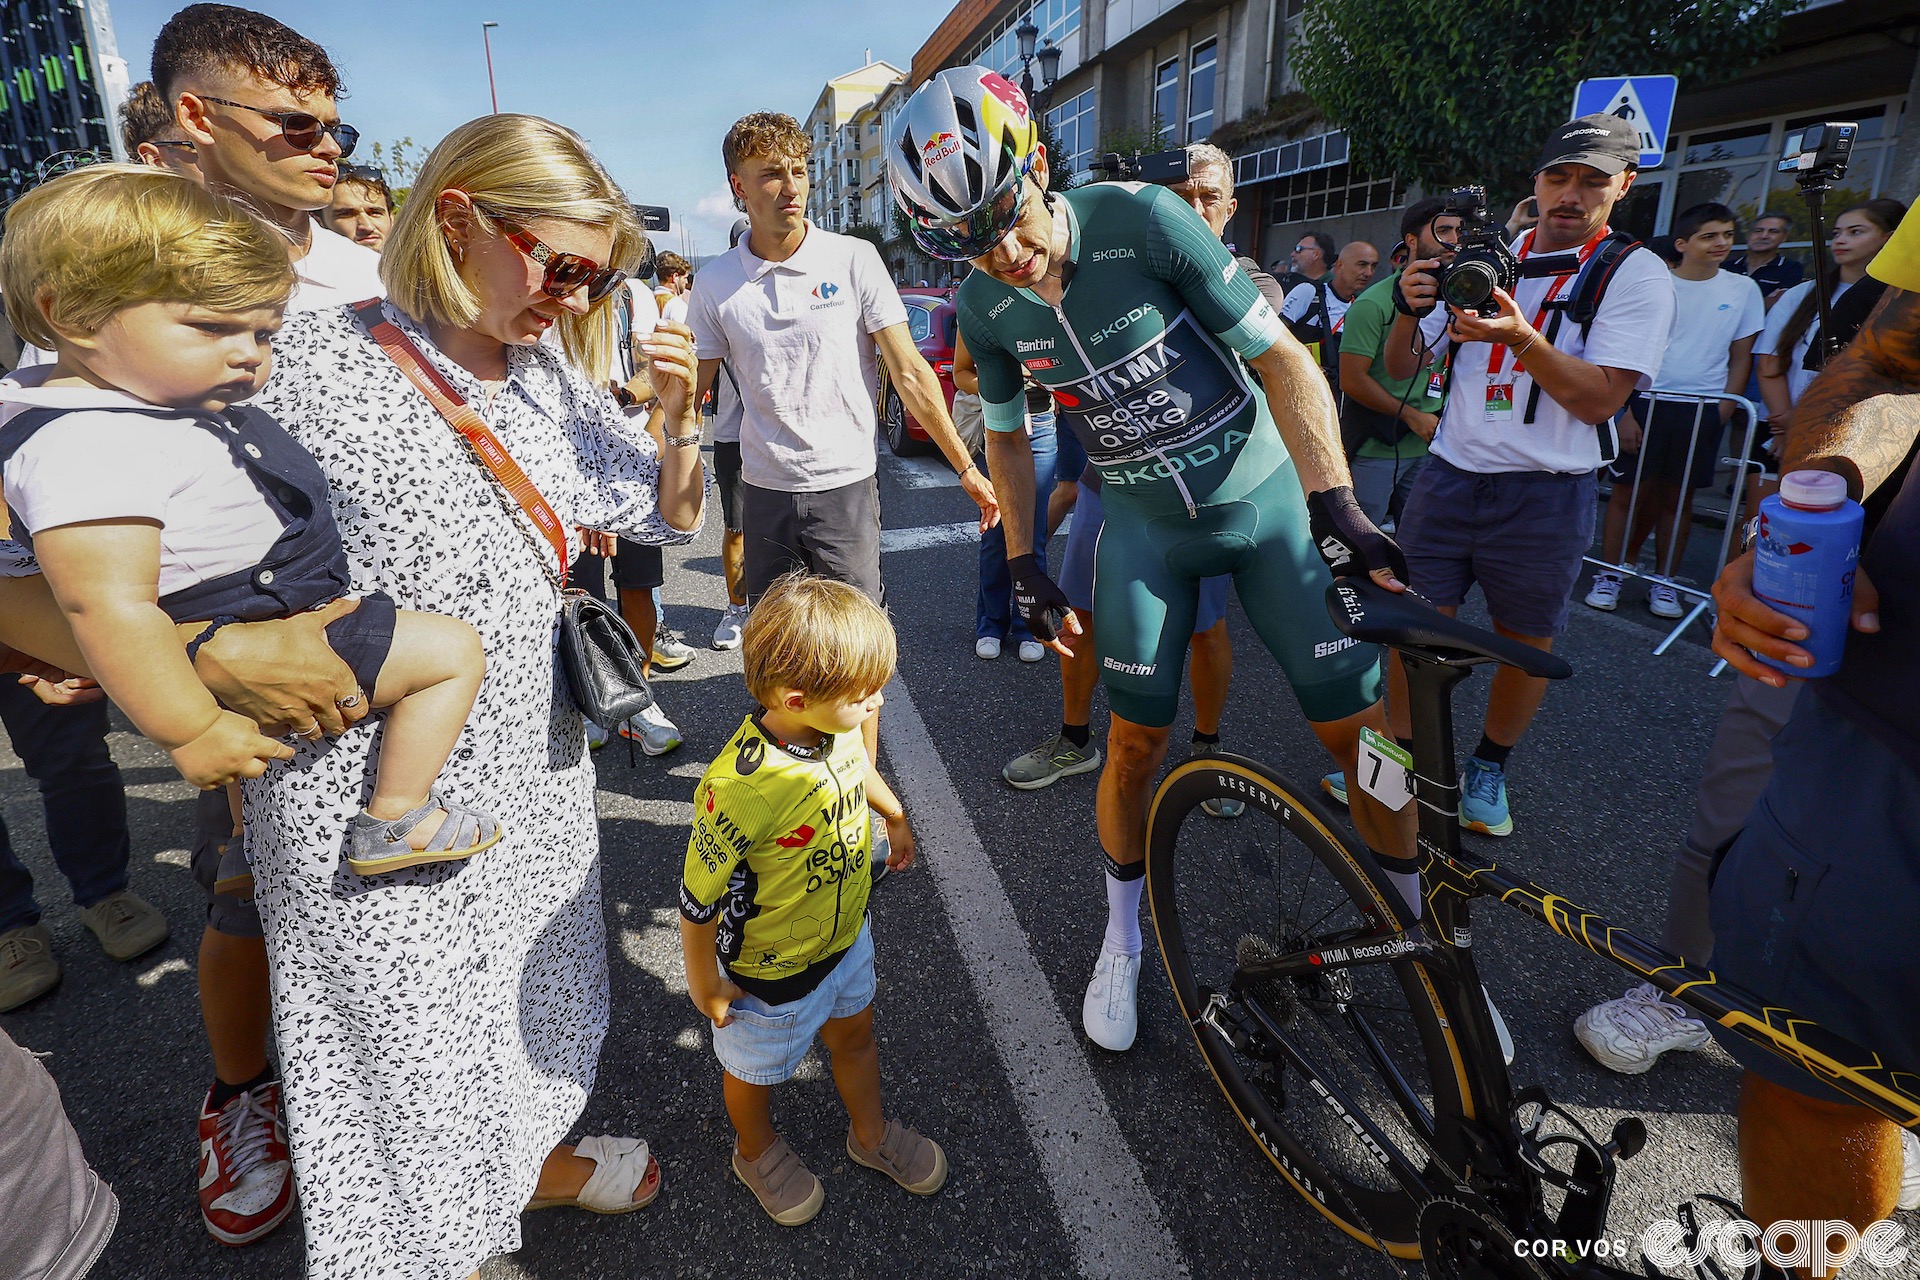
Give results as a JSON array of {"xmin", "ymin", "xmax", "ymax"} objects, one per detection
[
  {"xmin": 1009, "ymin": 554, "xmax": 1072, "ymax": 642},
  {"xmin": 1307, "ymin": 486, "xmax": 1410, "ymax": 585}
]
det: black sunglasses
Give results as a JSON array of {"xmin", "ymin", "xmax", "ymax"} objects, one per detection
[
  {"xmin": 340, "ymin": 164, "xmax": 387, "ymax": 184},
  {"xmin": 199, "ymin": 95, "xmax": 359, "ymax": 158}
]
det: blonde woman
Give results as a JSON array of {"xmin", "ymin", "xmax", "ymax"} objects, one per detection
[{"xmin": 232, "ymin": 114, "xmax": 702, "ymax": 1278}]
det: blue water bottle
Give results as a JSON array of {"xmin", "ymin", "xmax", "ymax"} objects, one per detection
[{"xmin": 1751, "ymin": 471, "xmax": 1864, "ymax": 678}]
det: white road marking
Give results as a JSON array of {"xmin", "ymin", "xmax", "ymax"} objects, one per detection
[
  {"xmin": 883, "ymin": 453, "xmax": 961, "ymax": 489},
  {"xmin": 880, "ymin": 677, "xmax": 1189, "ymax": 1280},
  {"xmin": 879, "ymin": 521, "xmax": 980, "ymax": 554},
  {"xmin": 137, "ymin": 957, "xmax": 189, "ymax": 988}
]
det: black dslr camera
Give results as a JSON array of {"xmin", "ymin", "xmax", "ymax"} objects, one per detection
[
  {"xmin": 1091, "ymin": 148, "xmax": 1191, "ymax": 185},
  {"xmin": 1435, "ymin": 185, "xmax": 1519, "ymax": 318}
]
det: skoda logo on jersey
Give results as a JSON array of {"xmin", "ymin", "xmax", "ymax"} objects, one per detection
[
  {"xmin": 812, "ymin": 282, "xmax": 841, "ymax": 301},
  {"xmin": 921, "ymin": 131, "xmax": 962, "ymax": 167}
]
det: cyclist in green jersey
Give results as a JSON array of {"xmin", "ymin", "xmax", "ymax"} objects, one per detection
[{"xmin": 891, "ymin": 67, "xmax": 1418, "ymax": 1051}]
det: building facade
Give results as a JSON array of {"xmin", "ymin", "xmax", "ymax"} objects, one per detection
[{"xmin": 801, "ymin": 58, "xmax": 906, "ymax": 234}]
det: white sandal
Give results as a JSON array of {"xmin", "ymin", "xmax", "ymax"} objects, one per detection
[{"xmin": 526, "ymin": 1135, "xmax": 660, "ymax": 1214}]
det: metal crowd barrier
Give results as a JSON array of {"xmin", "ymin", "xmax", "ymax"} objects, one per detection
[{"xmin": 1581, "ymin": 388, "xmax": 1759, "ymax": 668}]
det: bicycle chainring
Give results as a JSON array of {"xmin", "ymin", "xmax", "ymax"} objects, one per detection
[{"xmin": 1419, "ymin": 1196, "xmax": 1552, "ymax": 1280}]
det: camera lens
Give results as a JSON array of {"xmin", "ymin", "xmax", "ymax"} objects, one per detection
[{"xmin": 1442, "ymin": 259, "xmax": 1498, "ymax": 310}]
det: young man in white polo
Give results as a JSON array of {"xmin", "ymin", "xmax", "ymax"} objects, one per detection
[{"xmin": 688, "ymin": 111, "xmax": 996, "ymax": 767}]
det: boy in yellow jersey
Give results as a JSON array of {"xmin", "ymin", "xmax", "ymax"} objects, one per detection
[{"xmin": 679, "ymin": 574, "xmax": 945, "ymax": 1226}]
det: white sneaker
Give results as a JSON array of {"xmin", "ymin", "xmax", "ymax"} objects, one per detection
[
  {"xmin": 618, "ymin": 702, "xmax": 683, "ymax": 756},
  {"xmin": 584, "ymin": 719, "xmax": 608, "ymax": 750},
  {"xmin": 712, "ymin": 602, "xmax": 748, "ymax": 650},
  {"xmin": 975, "ymin": 636, "xmax": 1002, "ymax": 660},
  {"xmin": 1900, "ymin": 1126, "xmax": 1920, "ymax": 1211},
  {"xmin": 1583, "ymin": 573, "xmax": 1622, "ymax": 611},
  {"xmin": 1083, "ymin": 948, "xmax": 1142, "ymax": 1051},
  {"xmin": 1648, "ymin": 583, "xmax": 1685, "ymax": 619},
  {"xmin": 1573, "ymin": 982, "xmax": 1711, "ymax": 1075},
  {"xmin": 1017, "ymin": 640, "xmax": 1045, "ymax": 663},
  {"xmin": 1484, "ymin": 985, "xmax": 1515, "ymax": 1068}
]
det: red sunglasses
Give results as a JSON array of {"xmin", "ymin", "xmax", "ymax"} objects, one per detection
[{"xmin": 487, "ymin": 214, "xmax": 627, "ymax": 304}]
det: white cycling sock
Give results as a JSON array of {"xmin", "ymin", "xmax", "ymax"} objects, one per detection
[{"xmin": 1103, "ymin": 871, "xmax": 1145, "ymax": 957}]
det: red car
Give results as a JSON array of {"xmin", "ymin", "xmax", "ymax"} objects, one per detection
[{"xmin": 877, "ymin": 287, "xmax": 956, "ymax": 457}]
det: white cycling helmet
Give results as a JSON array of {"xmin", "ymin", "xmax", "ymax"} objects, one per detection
[{"xmin": 889, "ymin": 65, "xmax": 1041, "ymax": 261}]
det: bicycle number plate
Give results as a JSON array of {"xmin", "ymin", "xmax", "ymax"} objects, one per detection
[{"xmin": 1357, "ymin": 728, "xmax": 1414, "ymax": 811}]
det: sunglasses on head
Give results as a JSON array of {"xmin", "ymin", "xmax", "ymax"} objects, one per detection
[
  {"xmin": 481, "ymin": 210, "xmax": 627, "ymax": 304},
  {"xmin": 910, "ymin": 170, "xmax": 1028, "ymax": 262},
  {"xmin": 198, "ymin": 95, "xmax": 359, "ymax": 158}
]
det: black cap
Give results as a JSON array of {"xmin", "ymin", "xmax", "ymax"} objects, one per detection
[{"xmin": 1534, "ymin": 113, "xmax": 1641, "ymax": 176}]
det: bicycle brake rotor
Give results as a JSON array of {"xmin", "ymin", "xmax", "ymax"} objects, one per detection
[{"xmin": 1419, "ymin": 1197, "xmax": 1551, "ymax": 1280}]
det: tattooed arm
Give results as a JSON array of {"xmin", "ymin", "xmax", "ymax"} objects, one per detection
[{"xmin": 1785, "ymin": 288, "xmax": 1920, "ymax": 497}]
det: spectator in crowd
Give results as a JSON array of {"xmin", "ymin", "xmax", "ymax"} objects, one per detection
[
  {"xmin": 1336, "ymin": 197, "xmax": 1460, "ymax": 529},
  {"xmin": 1280, "ymin": 240, "xmax": 1377, "ymax": 397},
  {"xmin": 1586, "ymin": 202, "xmax": 1764, "ymax": 618},
  {"xmin": 1726, "ymin": 210, "xmax": 1804, "ymax": 306},
  {"xmin": 707, "ymin": 218, "xmax": 754, "ymax": 651},
  {"xmin": 120, "ymin": 78, "xmax": 200, "ymax": 177},
  {"xmin": 654, "ymin": 250, "xmax": 692, "ymax": 323},
  {"xmin": 1276, "ymin": 228, "xmax": 1335, "ymax": 292},
  {"xmin": 679, "ymin": 574, "xmax": 940, "ymax": 1226},
  {"xmin": 1706, "ymin": 198, "xmax": 1920, "ymax": 1259},
  {"xmin": 688, "ymin": 111, "xmax": 996, "ymax": 777},
  {"xmin": 1363, "ymin": 114, "xmax": 1674, "ymax": 836},
  {"xmin": 321, "ymin": 163, "xmax": 395, "ymax": 252}
]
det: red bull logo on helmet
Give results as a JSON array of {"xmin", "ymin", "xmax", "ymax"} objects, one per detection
[{"xmin": 922, "ymin": 130, "xmax": 963, "ymax": 167}]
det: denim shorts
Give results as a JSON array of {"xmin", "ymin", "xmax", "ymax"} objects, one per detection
[
  {"xmin": 1060, "ymin": 480, "xmax": 1229, "ymax": 631},
  {"xmin": 1396, "ymin": 456, "xmax": 1596, "ymax": 639},
  {"xmin": 712, "ymin": 923, "xmax": 876, "ymax": 1086}
]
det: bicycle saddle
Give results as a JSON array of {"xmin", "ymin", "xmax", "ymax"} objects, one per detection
[{"xmin": 1325, "ymin": 581, "xmax": 1572, "ymax": 680}]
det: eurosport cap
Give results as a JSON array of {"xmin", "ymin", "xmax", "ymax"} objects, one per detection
[{"xmin": 1534, "ymin": 113, "xmax": 1640, "ymax": 176}]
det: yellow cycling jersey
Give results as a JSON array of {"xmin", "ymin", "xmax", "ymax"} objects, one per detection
[{"xmin": 680, "ymin": 714, "xmax": 872, "ymax": 1002}]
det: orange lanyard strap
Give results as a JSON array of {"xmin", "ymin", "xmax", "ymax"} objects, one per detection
[
  {"xmin": 352, "ymin": 298, "xmax": 571, "ymax": 587},
  {"xmin": 1487, "ymin": 228, "xmax": 1608, "ymax": 378}
]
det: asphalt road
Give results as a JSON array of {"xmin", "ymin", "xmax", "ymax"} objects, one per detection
[{"xmin": 4, "ymin": 442, "xmax": 1909, "ymax": 1280}]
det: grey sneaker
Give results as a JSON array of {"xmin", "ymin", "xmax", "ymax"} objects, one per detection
[
  {"xmin": 712, "ymin": 603, "xmax": 749, "ymax": 651},
  {"xmin": 619, "ymin": 702, "xmax": 683, "ymax": 756},
  {"xmin": 1190, "ymin": 742, "xmax": 1245, "ymax": 819},
  {"xmin": 77, "ymin": 890, "xmax": 170, "ymax": 961},
  {"xmin": 0, "ymin": 923, "xmax": 59, "ymax": 1010},
  {"xmin": 1002, "ymin": 733, "xmax": 1101, "ymax": 790},
  {"xmin": 650, "ymin": 630, "xmax": 696, "ymax": 672}
]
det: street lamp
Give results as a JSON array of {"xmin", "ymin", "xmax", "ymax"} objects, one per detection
[
  {"xmin": 1014, "ymin": 15, "xmax": 1060, "ymax": 116},
  {"xmin": 481, "ymin": 21, "xmax": 500, "ymax": 114}
]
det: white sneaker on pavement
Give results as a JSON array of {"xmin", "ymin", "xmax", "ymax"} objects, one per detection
[
  {"xmin": 975, "ymin": 636, "xmax": 1002, "ymax": 660},
  {"xmin": 712, "ymin": 603, "xmax": 749, "ymax": 650},
  {"xmin": 1083, "ymin": 948, "xmax": 1141, "ymax": 1051},
  {"xmin": 1573, "ymin": 982, "xmax": 1711, "ymax": 1075},
  {"xmin": 1017, "ymin": 640, "xmax": 1045, "ymax": 663},
  {"xmin": 1583, "ymin": 572, "xmax": 1622, "ymax": 611},
  {"xmin": 618, "ymin": 702, "xmax": 683, "ymax": 756},
  {"xmin": 584, "ymin": 719, "xmax": 608, "ymax": 751},
  {"xmin": 1648, "ymin": 582, "xmax": 1685, "ymax": 619}
]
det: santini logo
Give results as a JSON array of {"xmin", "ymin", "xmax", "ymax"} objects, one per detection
[
  {"xmin": 1015, "ymin": 338, "xmax": 1055, "ymax": 353},
  {"xmin": 1102, "ymin": 656, "xmax": 1156, "ymax": 675}
]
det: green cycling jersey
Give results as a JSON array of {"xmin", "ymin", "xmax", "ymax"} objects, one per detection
[{"xmin": 955, "ymin": 182, "xmax": 1292, "ymax": 518}]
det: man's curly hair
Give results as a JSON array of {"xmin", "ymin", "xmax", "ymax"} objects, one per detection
[
  {"xmin": 152, "ymin": 4, "xmax": 342, "ymax": 104},
  {"xmin": 722, "ymin": 112, "xmax": 811, "ymax": 177}
]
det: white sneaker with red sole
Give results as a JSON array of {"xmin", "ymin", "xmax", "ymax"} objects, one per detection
[{"xmin": 197, "ymin": 1081, "xmax": 296, "ymax": 1246}]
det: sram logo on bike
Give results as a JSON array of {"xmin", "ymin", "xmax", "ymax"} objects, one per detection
[{"xmin": 1049, "ymin": 312, "xmax": 1254, "ymax": 469}]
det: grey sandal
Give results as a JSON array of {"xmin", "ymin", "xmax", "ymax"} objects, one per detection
[{"xmin": 347, "ymin": 792, "xmax": 503, "ymax": 875}]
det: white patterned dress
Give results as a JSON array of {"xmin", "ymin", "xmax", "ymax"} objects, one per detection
[{"xmin": 246, "ymin": 300, "xmax": 698, "ymax": 1280}]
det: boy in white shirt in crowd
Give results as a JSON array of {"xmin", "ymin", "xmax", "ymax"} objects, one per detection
[{"xmin": 1586, "ymin": 203, "xmax": 1764, "ymax": 617}]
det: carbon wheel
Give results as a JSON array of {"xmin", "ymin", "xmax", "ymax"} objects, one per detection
[{"xmin": 1146, "ymin": 753, "xmax": 1472, "ymax": 1259}]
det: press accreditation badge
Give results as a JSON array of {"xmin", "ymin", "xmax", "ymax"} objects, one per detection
[
  {"xmin": 1357, "ymin": 727, "xmax": 1414, "ymax": 812},
  {"xmin": 1485, "ymin": 382, "xmax": 1515, "ymax": 419},
  {"xmin": 1427, "ymin": 368, "xmax": 1446, "ymax": 400}
]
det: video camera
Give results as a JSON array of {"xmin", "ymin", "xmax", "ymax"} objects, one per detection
[
  {"xmin": 1091, "ymin": 148, "xmax": 1191, "ymax": 185},
  {"xmin": 1434, "ymin": 185, "xmax": 1518, "ymax": 318},
  {"xmin": 1779, "ymin": 122, "xmax": 1855, "ymax": 188}
]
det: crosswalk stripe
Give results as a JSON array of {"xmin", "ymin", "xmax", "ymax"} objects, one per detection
[{"xmin": 880, "ymin": 677, "xmax": 1189, "ymax": 1280}]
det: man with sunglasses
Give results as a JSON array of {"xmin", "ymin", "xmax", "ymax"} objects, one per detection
[{"xmin": 891, "ymin": 68, "xmax": 1415, "ymax": 1054}]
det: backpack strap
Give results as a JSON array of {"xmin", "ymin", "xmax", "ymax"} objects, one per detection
[{"xmin": 1522, "ymin": 231, "xmax": 1644, "ymax": 429}]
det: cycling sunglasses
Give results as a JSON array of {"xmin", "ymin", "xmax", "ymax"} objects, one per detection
[
  {"xmin": 198, "ymin": 95, "xmax": 359, "ymax": 158},
  {"xmin": 491, "ymin": 217, "xmax": 628, "ymax": 305},
  {"xmin": 911, "ymin": 170, "xmax": 1028, "ymax": 262}
]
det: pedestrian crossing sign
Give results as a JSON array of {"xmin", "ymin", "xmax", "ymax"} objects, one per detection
[{"xmin": 1572, "ymin": 75, "xmax": 1678, "ymax": 169}]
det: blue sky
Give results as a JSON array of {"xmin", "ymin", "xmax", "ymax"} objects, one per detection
[{"xmin": 100, "ymin": 0, "xmax": 942, "ymax": 258}]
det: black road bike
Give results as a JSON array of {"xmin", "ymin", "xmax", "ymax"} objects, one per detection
[{"xmin": 1145, "ymin": 580, "xmax": 1920, "ymax": 1277}]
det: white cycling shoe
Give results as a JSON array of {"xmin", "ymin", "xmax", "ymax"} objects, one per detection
[{"xmin": 1083, "ymin": 948, "xmax": 1142, "ymax": 1051}]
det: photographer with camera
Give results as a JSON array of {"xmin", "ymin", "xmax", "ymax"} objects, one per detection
[{"xmin": 1376, "ymin": 114, "xmax": 1675, "ymax": 836}]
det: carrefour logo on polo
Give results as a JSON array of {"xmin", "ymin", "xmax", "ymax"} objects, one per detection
[
  {"xmin": 921, "ymin": 131, "xmax": 963, "ymax": 167},
  {"xmin": 811, "ymin": 282, "xmax": 840, "ymax": 301}
]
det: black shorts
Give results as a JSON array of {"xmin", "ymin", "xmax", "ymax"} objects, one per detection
[
  {"xmin": 713, "ymin": 440, "xmax": 745, "ymax": 534},
  {"xmin": 742, "ymin": 477, "xmax": 883, "ymax": 604},
  {"xmin": 1610, "ymin": 395, "xmax": 1731, "ymax": 490},
  {"xmin": 611, "ymin": 539, "xmax": 665, "ymax": 591},
  {"xmin": 323, "ymin": 590, "xmax": 397, "ymax": 698}
]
